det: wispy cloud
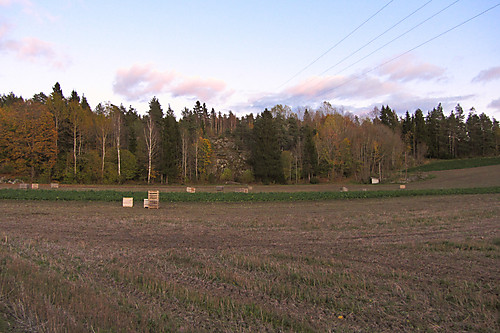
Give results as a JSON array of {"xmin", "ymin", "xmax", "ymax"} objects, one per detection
[
  {"xmin": 0, "ymin": 0, "xmax": 17, "ymax": 6},
  {"xmin": 243, "ymin": 69, "xmax": 474, "ymax": 117},
  {"xmin": 377, "ymin": 54, "xmax": 446, "ymax": 82},
  {"xmin": 113, "ymin": 64, "xmax": 176, "ymax": 101},
  {"xmin": 0, "ymin": 0, "xmax": 56, "ymax": 23},
  {"xmin": 472, "ymin": 66, "xmax": 500, "ymax": 83},
  {"xmin": 113, "ymin": 64, "xmax": 232, "ymax": 103},
  {"xmin": 256, "ymin": 74, "xmax": 399, "ymax": 108},
  {"xmin": 488, "ymin": 98, "xmax": 500, "ymax": 112},
  {"xmin": 0, "ymin": 23, "xmax": 9, "ymax": 39},
  {"xmin": 0, "ymin": 33, "xmax": 70, "ymax": 69},
  {"xmin": 0, "ymin": 7, "xmax": 67, "ymax": 69}
]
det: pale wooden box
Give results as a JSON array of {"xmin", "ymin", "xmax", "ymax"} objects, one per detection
[{"xmin": 122, "ymin": 197, "xmax": 133, "ymax": 207}]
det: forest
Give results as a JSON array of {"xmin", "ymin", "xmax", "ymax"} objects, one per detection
[{"xmin": 0, "ymin": 83, "xmax": 499, "ymax": 184}]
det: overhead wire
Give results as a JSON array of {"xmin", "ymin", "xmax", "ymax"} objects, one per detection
[
  {"xmin": 324, "ymin": 0, "xmax": 461, "ymax": 77},
  {"xmin": 278, "ymin": 0, "xmax": 395, "ymax": 89},
  {"xmin": 318, "ymin": 3, "xmax": 500, "ymax": 98},
  {"xmin": 317, "ymin": 0, "xmax": 434, "ymax": 77}
]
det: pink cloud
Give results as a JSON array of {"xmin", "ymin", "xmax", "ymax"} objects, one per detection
[
  {"xmin": 0, "ymin": 23, "xmax": 9, "ymax": 39},
  {"xmin": 114, "ymin": 64, "xmax": 231, "ymax": 103},
  {"xmin": 0, "ymin": 35, "xmax": 69, "ymax": 69},
  {"xmin": 113, "ymin": 64, "xmax": 177, "ymax": 100},
  {"xmin": 172, "ymin": 77, "xmax": 227, "ymax": 101},
  {"xmin": 377, "ymin": 55, "xmax": 445, "ymax": 82},
  {"xmin": 285, "ymin": 74, "xmax": 399, "ymax": 102},
  {"xmin": 472, "ymin": 67, "xmax": 500, "ymax": 83}
]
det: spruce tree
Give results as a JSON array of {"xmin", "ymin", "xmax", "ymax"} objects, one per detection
[
  {"xmin": 302, "ymin": 124, "xmax": 318, "ymax": 181},
  {"xmin": 162, "ymin": 105, "xmax": 181, "ymax": 183},
  {"xmin": 251, "ymin": 109, "xmax": 285, "ymax": 184}
]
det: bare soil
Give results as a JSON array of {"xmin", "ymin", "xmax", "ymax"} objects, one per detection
[
  {"xmin": 1, "ymin": 192, "xmax": 499, "ymax": 332},
  {"xmin": 2, "ymin": 164, "xmax": 499, "ymax": 193}
]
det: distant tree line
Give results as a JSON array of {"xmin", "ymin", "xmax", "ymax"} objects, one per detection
[{"xmin": 0, "ymin": 83, "xmax": 498, "ymax": 184}]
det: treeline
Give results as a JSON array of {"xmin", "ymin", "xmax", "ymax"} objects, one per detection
[{"xmin": 0, "ymin": 83, "xmax": 498, "ymax": 184}]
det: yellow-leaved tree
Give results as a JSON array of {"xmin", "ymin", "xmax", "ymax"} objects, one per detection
[
  {"xmin": 0, "ymin": 100, "xmax": 57, "ymax": 181},
  {"xmin": 197, "ymin": 137, "xmax": 212, "ymax": 181}
]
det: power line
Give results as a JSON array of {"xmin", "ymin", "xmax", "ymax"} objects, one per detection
[
  {"xmin": 320, "ymin": 3, "xmax": 500, "ymax": 99},
  {"xmin": 278, "ymin": 0, "xmax": 395, "ymax": 89},
  {"xmin": 328, "ymin": 0, "xmax": 461, "ymax": 77},
  {"xmin": 318, "ymin": 0, "xmax": 434, "ymax": 76}
]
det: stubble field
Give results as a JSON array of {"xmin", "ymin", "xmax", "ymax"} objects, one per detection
[{"xmin": 1, "ymin": 192, "xmax": 499, "ymax": 332}]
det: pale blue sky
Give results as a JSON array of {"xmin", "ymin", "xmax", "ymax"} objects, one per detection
[{"xmin": 1, "ymin": 0, "xmax": 499, "ymax": 119}]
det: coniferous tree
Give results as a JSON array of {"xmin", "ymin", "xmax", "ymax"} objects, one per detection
[
  {"xmin": 302, "ymin": 124, "xmax": 318, "ymax": 181},
  {"xmin": 251, "ymin": 109, "xmax": 284, "ymax": 183},
  {"xmin": 162, "ymin": 105, "xmax": 181, "ymax": 183},
  {"xmin": 379, "ymin": 105, "xmax": 399, "ymax": 131},
  {"xmin": 413, "ymin": 108, "xmax": 427, "ymax": 159},
  {"xmin": 426, "ymin": 104, "xmax": 446, "ymax": 158}
]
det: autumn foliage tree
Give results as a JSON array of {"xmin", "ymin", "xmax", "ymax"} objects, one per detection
[
  {"xmin": 0, "ymin": 100, "xmax": 56, "ymax": 181},
  {"xmin": 1, "ymin": 83, "xmax": 498, "ymax": 184}
]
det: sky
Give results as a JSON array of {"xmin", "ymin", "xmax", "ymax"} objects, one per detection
[{"xmin": 1, "ymin": 0, "xmax": 500, "ymax": 119}]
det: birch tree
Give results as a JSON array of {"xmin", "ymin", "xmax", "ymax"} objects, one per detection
[
  {"xmin": 94, "ymin": 103, "xmax": 112, "ymax": 182},
  {"xmin": 112, "ymin": 105, "xmax": 124, "ymax": 180},
  {"xmin": 144, "ymin": 114, "xmax": 158, "ymax": 184}
]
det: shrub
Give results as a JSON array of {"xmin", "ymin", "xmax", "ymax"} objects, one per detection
[
  {"xmin": 310, "ymin": 177, "xmax": 320, "ymax": 184},
  {"xmin": 220, "ymin": 168, "xmax": 233, "ymax": 182},
  {"xmin": 239, "ymin": 169, "xmax": 254, "ymax": 184}
]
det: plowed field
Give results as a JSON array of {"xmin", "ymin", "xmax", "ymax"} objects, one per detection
[{"xmin": 1, "ymin": 192, "xmax": 499, "ymax": 332}]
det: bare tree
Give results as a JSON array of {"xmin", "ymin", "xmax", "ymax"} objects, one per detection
[
  {"xmin": 112, "ymin": 106, "xmax": 122, "ymax": 180},
  {"xmin": 144, "ymin": 115, "xmax": 158, "ymax": 184},
  {"xmin": 94, "ymin": 103, "xmax": 112, "ymax": 182}
]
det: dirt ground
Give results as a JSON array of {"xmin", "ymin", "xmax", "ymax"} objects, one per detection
[
  {"xmin": 1, "ymin": 192, "xmax": 499, "ymax": 332},
  {"xmin": 1, "ymin": 164, "xmax": 499, "ymax": 193}
]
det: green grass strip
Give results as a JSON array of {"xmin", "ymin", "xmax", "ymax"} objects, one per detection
[
  {"xmin": 408, "ymin": 156, "xmax": 500, "ymax": 172},
  {"xmin": 0, "ymin": 187, "xmax": 498, "ymax": 202}
]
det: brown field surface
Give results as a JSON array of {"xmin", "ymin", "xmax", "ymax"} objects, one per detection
[
  {"xmin": 2, "ymin": 164, "xmax": 499, "ymax": 193},
  {"xmin": 1, "ymin": 192, "xmax": 499, "ymax": 332}
]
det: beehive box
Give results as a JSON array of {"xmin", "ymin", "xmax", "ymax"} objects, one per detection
[
  {"xmin": 148, "ymin": 191, "xmax": 159, "ymax": 209},
  {"xmin": 122, "ymin": 197, "xmax": 133, "ymax": 207}
]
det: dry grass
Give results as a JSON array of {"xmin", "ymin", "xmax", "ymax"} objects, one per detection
[{"xmin": 0, "ymin": 193, "xmax": 499, "ymax": 332}]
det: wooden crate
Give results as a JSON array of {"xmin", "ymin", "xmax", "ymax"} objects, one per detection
[
  {"xmin": 235, "ymin": 188, "xmax": 249, "ymax": 193},
  {"xmin": 19, "ymin": 183, "xmax": 28, "ymax": 189},
  {"xmin": 148, "ymin": 191, "xmax": 160, "ymax": 209},
  {"xmin": 216, "ymin": 186, "xmax": 224, "ymax": 192},
  {"xmin": 51, "ymin": 183, "xmax": 59, "ymax": 189},
  {"xmin": 143, "ymin": 199, "xmax": 149, "ymax": 208},
  {"xmin": 122, "ymin": 197, "xmax": 133, "ymax": 207},
  {"xmin": 31, "ymin": 184, "xmax": 39, "ymax": 189},
  {"xmin": 400, "ymin": 184, "xmax": 406, "ymax": 189},
  {"xmin": 186, "ymin": 187, "xmax": 196, "ymax": 193}
]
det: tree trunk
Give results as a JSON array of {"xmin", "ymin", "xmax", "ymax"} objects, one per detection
[
  {"xmin": 101, "ymin": 133, "xmax": 106, "ymax": 181},
  {"xmin": 73, "ymin": 123, "xmax": 77, "ymax": 176},
  {"xmin": 116, "ymin": 111, "xmax": 121, "ymax": 179},
  {"xmin": 195, "ymin": 139, "xmax": 199, "ymax": 181},
  {"xmin": 148, "ymin": 146, "xmax": 152, "ymax": 184}
]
